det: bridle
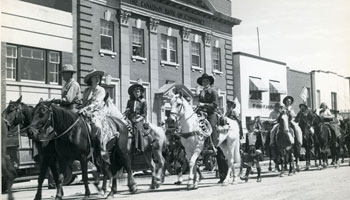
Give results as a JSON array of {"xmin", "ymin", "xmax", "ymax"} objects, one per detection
[
  {"xmin": 2, "ymin": 103, "xmax": 25, "ymax": 129},
  {"xmin": 30, "ymin": 104, "xmax": 80, "ymax": 142},
  {"xmin": 169, "ymin": 96, "xmax": 197, "ymax": 124}
]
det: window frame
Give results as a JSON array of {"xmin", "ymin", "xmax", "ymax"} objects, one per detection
[
  {"xmin": 250, "ymin": 91, "xmax": 263, "ymax": 101},
  {"xmin": 160, "ymin": 34, "xmax": 179, "ymax": 68},
  {"xmin": 100, "ymin": 19, "xmax": 114, "ymax": 52},
  {"xmin": 6, "ymin": 45, "xmax": 17, "ymax": 80},
  {"xmin": 48, "ymin": 51, "xmax": 60, "ymax": 85},
  {"xmin": 212, "ymin": 46, "xmax": 221, "ymax": 72},
  {"xmin": 331, "ymin": 92, "xmax": 337, "ymax": 110},
  {"xmin": 191, "ymin": 42, "xmax": 201, "ymax": 67}
]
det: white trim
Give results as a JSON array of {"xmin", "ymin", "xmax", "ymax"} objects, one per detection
[
  {"xmin": 213, "ymin": 69, "xmax": 224, "ymax": 76},
  {"xmin": 161, "ymin": 60, "xmax": 180, "ymax": 68},
  {"xmin": 191, "ymin": 66, "xmax": 203, "ymax": 72},
  {"xmin": 6, "ymin": 80, "xmax": 62, "ymax": 89},
  {"xmin": 99, "ymin": 49, "xmax": 116, "ymax": 58},
  {"xmin": 131, "ymin": 55, "xmax": 147, "ymax": 63}
]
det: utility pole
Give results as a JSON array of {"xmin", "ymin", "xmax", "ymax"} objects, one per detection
[{"xmin": 257, "ymin": 27, "xmax": 261, "ymax": 57}]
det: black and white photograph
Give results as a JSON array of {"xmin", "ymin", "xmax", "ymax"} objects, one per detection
[{"xmin": 1, "ymin": 0, "xmax": 349, "ymax": 199}]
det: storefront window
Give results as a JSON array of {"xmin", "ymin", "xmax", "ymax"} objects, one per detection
[
  {"xmin": 48, "ymin": 52, "xmax": 60, "ymax": 84},
  {"xmin": 6, "ymin": 45, "xmax": 17, "ymax": 80},
  {"xmin": 250, "ymin": 91, "xmax": 262, "ymax": 101},
  {"xmin": 20, "ymin": 47, "xmax": 45, "ymax": 82}
]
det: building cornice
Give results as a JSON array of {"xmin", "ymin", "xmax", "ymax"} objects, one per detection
[
  {"xmin": 232, "ymin": 52, "xmax": 286, "ymax": 66},
  {"xmin": 311, "ymin": 70, "xmax": 348, "ymax": 79}
]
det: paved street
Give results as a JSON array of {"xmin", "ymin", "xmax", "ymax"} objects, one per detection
[{"xmin": 2, "ymin": 159, "xmax": 350, "ymax": 200}]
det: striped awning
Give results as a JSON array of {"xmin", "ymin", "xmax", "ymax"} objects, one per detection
[
  {"xmin": 269, "ymin": 81, "xmax": 286, "ymax": 94},
  {"xmin": 249, "ymin": 77, "xmax": 268, "ymax": 92}
]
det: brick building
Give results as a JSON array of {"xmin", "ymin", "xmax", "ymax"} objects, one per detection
[
  {"xmin": 74, "ymin": 0, "xmax": 241, "ymax": 123},
  {"xmin": 287, "ymin": 68, "xmax": 312, "ymax": 112}
]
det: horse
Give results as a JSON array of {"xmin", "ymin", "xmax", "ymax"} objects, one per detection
[
  {"xmin": 296, "ymin": 111, "xmax": 315, "ymax": 170},
  {"xmin": 261, "ymin": 120, "xmax": 280, "ymax": 172},
  {"xmin": 2, "ymin": 97, "xmax": 64, "ymax": 200},
  {"xmin": 340, "ymin": 118, "xmax": 350, "ymax": 166},
  {"xmin": 169, "ymin": 92, "xmax": 240, "ymax": 188},
  {"xmin": 1, "ymin": 118, "xmax": 16, "ymax": 200},
  {"xmin": 309, "ymin": 111, "xmax": 331, "ymax": 169},
  {"xmin": 28, "ymin": 100, "xmax": 98, "ymax": 200},
  {"xmin": 274, "ymin": 112, "xmax": 295, "ymax": 177}
]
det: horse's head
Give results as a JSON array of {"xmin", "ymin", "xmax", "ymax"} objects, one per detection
[
  {"xmin": 2, "ymin": 96, "xmax": 24, "ymax": 128},
  {"xmin": 279, "ymin": 111, "xmax": 290, "ymax": 133},
  {"xmin": 28, "ymin": 100, "xmax": 53, "ymax": 140},
  {"xmin": 169, "ymin": 92, "xmax": 186, "ymax": 123}
]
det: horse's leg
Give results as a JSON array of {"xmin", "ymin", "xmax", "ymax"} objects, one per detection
[
  {"xmin": 256, "ymin": 160, "xmax": 262, "ymax": 182},
  {"xmin": 187, "ymin": 150, "xmax": 201, "ymax": 190},
  {"xmin": 143, "ymin": 150, "xmax": 158, "ymax": 189},
  {"xmin": 55, "ymin": 159, "xmax": 66, "ymax": 200},
  {"xmin": 79, "ymin": 156, "xmax": 91, "ymax": 200},
  {"xmin": 34, "ymin": 155, "xmax": 51, "ymax": 200},
  {"xmin": 197, "ymin": 163, "xmax": 204, "ymax": 181},
  {"xmin": 153, "ymin": 147, "xmax": 165, "ymax": 188}
]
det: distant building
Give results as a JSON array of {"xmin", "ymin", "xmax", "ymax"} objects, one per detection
[
  {"xmin": 1, "ymin": 0, "xmax": 73, "ymax": 108},
  {"xmin": 287, "ymin": 68, "xmax": 312, "ymax": 112},
  {"xmin": 310, "ymin": 70, "xmax": 350, "ymax": 112},
  {"xmin": 232, "ymin": 52, "xmax": 287, "ymax": 131}
]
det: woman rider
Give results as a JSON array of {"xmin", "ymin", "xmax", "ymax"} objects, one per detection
[
  {"xmin": 79, "ymin": 69, "xmax": 108, "ymax": 162},
  {"xmin": 317, "ymin": 102, "xmax": 341, "ymax": 138},
  {"xmin": 125, "ymin": 83, "xmax": 148, "ymax": 152},
  {"xmin": 281, "ymin": 96, "xmax": 303, "ymax": 146}
]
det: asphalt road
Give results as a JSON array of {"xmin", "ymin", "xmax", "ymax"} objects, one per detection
[{"xmin": 2, "ymin": 159, "xmax": 350, "ymax": 200}]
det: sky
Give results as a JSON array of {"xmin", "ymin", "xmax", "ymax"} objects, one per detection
[{"xmin": 231, "ymin": 0, "xmax": 350, "ymax": 77}]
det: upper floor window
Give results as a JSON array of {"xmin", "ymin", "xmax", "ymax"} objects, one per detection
[
  {"xmin": 100, "ymin": 20, "xmax": 114, "ymax": 51},
  {"xmin": 132, "ymin": 27, "xmax": 144, "ymax": 57},
  {"xmin": 161, "ymin": 34, "xmax": 177, "ymax": 63},
  {"xmin": 316, "ymin": 90, "xmax": 321, "ymax": 108},
  {"xmin": 212, "ymin": 47, "xmax": 221, "ymax": 71},
  {"xmin": 191, "ymin": 42, "xmax": 200, "ymax": 67},
  {"xmin": 6, "ymin": 45, "xmax": 17, "ymax": 80},
  {"xmin": 5, "ymin": 44, "xmax": 60, "ymax": 84}
]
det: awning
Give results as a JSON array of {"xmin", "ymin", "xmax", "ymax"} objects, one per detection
[
  {"xmin": 269, "ymin": 81, "xmax": 286, "ymax": 94},
  {"xmin": 249, "ymin": 78, "xmax": 268, "ymax": 92}
]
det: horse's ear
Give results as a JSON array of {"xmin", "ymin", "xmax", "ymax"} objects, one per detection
[
  {"xmin": 39, "ymin": 98, "xmax": 43, "ymax": 103},
  {"xmin": 16, "ymin": 95, "xmax": 22, "ymax": 104}
]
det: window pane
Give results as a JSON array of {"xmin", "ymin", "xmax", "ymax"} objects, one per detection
[
  {"xmin": 161, "ymin": 49, "xmax": 167, "ymax": 61},
  {"xmin": 6, "ymin": 58, "xmax": 16, "ymax": 79},
  {"xmin": 49, "ymin": 52, "xmax": 59, "ymax": 63},
  {"xmin": 169, "ymin": 37, "xmax": 176, "ymax": 50},
  {"xmin": 192, "ymin": 55, "xmax": 199, "ymax": 66},
  {"xmin": 48, "ymin": 63, "xmax": 59, "ymax": 83},
  {"xmin": 132, "ymin": 28, "xmax": 143, "ymax": 57},
  {"xmin": 19, "ymin": 56, "xmax": 45, "ymax": 81},
  {"xmin": 101, "ymin": 35, "xmax": 112, "ymax": 51},
  {"xmin": 170, "ymin": 50, "xmax": 176, "ymax": 62},
  {"xmin": 161, "ymin": 35, "xmax": 167, "ymax": 48},
  {"xmin": 32, "ymin": 49, "xmax": 43, "ymax": 60},
  {"xmin": 6, "ymin": 46, "xmax": 17, "ymax": 58},
  {"xmin": 21, "ymin": 48, "xmax": 32, "ymax": 58}
]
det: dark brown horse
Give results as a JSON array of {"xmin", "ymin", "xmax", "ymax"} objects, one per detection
[
  {"xmin": 3, "ymin": 97, "xmax": 61, "ymax": 200},
  {"xmin": 340, "ymin": 118, "xmax": 350, "ymax": 166},
  {"xmin": 296, "ymin": 111, "xmax": 315, "ymax": 170}
]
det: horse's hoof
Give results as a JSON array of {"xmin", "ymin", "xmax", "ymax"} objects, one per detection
[
  {"xmin": 288, "ymin": 173, "xmax": 293, "ymax": 176},
  {"xmin": 318, "ymin": 166, "xmax": 322, "ymax": 170},
  {"xmin": 296, "ymin": 168, "xmax": 300, "ymax": 172},
  {"xmin": 55, "ymin": 196, "xmax": 62, "ymax": 200},
  {"xmin": 268, "ymin": 167, "xmax": 272, "ymax": 171},
  {"xmin": 187, "ymin": 184, "xmax": 195, "ymax": 190},
  {"xmin": 280, "ymin": 173, "xmax": 284, "ymax": 177},
  {"xmin": 305, "ymin": 167, "xmax": 309, "ymax": 171},
  {"xmin": 335, "ymin": 164, "xmax": 340, "ymax": 169},
  {"xmin": 34, "ymin": 195, "xmax": 42, "ymax": 200},
  {"xmin": 257, "ymin": 178, "xmax": 262, "ymax": 182},
  {"xmin": 82, "ymin": 196, "xmax": 89, "ymax": 200},
  {"xmin": 174, "ymin": 181, "xmax": 182, "ymax": 185},
  {"xmin": 128, "ymin": 184, "xmax": 138, "ymax": 194},
  {"xmin": 221, "ymin": 181, "xmax": 229, "ymax": 186}
]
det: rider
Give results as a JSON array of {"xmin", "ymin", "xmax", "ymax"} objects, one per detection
[
  {"xmin": 58, "ymin": 64, "xmax": 81, "ymax": 112},
  {"xmin": 269, "ymin": 102, "xmax": 282, "ymax": 147},
  {"xmin": 125, "ymin": 83, "xmax": 148, "ymax": 153},
  {"xmin": 316, "ymin": 102, "xmax": 341, "ymax": 138},
  {"xmin": 225, "ymin": 98, "xmax": 243, "ymax": 139},
  {"xmin": 196, "ymin": 73, "xmax": 227, "ymax": 183},
  {"xmin": 79, "ymin": 69, "xmax": 109, "ymax": 163},
  {"xmin": 281, "ymin": 96, "xmax": 303, "ymax": 146}
]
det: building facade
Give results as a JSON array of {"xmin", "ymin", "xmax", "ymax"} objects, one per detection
[
  {"xmin": 1, "ymin": 0, "xmax": 73, "ymax": 108},
  {"xmin": 287, "ymin": 68, "xmax": 312, "ymax": 112},
  {"xmin": 232, "ymin": 52, "xmax": 288, "ymax": 130},
  {"xmin": 311, "ymin": 70, "xmax": 350, "ymax": 112},
  {"xmin": 74, "ymin": 0, "xmax": 241, "ymax": 124}
]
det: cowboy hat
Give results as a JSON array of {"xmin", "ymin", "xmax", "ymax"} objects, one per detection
[
  {"xmin": 299, "ymin": 103, "xmax": 308, "ymax": 109},
  {"xmin": 320, "ymin": 102, "xmax": 328, "ymax": 109},
  {"xmin": 227, "ymin": 98, "xmax": 236, "ymax": 108},
  {"xmin": 128, "ymin": 83, "xmax": 144, "ymax": 96},
  {"xmin": 84, "ymin": 69, "xmax": 104, "ymax": 84},
  {"xmin": 282, "ymin": 96, "xmax": 294, "ymax": 105},
  {"xmin": 197, "ymin": 73, "xmax": 214, "ymax": 86},
  {"xmin": 61, "ymin": 64, "xmax": 76, "ymax": 73}
]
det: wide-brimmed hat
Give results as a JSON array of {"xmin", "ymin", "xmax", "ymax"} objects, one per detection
[
  {"xmin": 197, "ymin": 73, "xmax": 214, "ymax": 86},
  {"xmin": 84, "ymin": 69, "xmax": 104, "ymax": 84},
  {"xmin": 61, "ymin": 64, "xmax": 76, "ymax": 73},
  {"xmin": 320, "ymin": 102, "xmax": 328, "ymax": 109},
  {"xmin": 299, "ymin": 103, "xmax": 308, "ymax": 109},
  {"xmin": 128, "ymin": 83, "xmax": 144, "ymax": 96},
  {"xmin": 282, "ymin": 96, "xmax": 294, "ymax": 105},
  {"xmin": 227, "ymin": 98, "xmax": 236, "ymax": 108}
]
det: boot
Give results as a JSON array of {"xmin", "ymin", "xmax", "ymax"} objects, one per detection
[
  {"xmin": 256, "ymin": 167, "xmax": 262, "ymax": 182},
  {"xmin": 240, "ymin": 167, "xmax": 251, "ymax": 182}
]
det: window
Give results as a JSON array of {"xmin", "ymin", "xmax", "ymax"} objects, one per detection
[
  {"xmin": 20, "ymin": 47, "xmax": 45, "ymax": 81},
  {"xmin": 48, "ymin": 52, "xmax": 60, "ymax": 84},
  {"xmin": 331, "ymin": 92, "xmax": 337, "ymax": 110},
  {"xmin": 132, "ymin": 27, "xmax": 144, "ymax": 57},
  {"xmin": 191, "ymin": 42, "xmax": 200, "ymax": 67},
  {"xmin": 269, "ymin": 81, "xmax": 286, "ymax": 102},
  {"xmin": 212, "ymin": 47, "xmax": 221, "ymax": 71},
  {"xmin": 250, "ymin": 91, "xmax": 262, "ymax": 101},
  {"xmin": 6, "ymin": 45, "xmax": 17, "ymax": 79},
  {"xmin": 316, "ymin": 90, "xmax": 321, "ymax": 108},
  {"xmin": 5, "ymin": 44, "xmax": 61, "ymax": 84},
  {"xmin": 306, "ymin": 87, "xmax": 311, "ymax": 107},
  {"xmin": 100, "ymin": 20, "xmax": 114, "ymax": 51},
  {"xmin": 161, "ymin": 34, "xmax": 177, "ymax": 63}
]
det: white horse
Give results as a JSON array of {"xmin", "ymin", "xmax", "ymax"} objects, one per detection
[{"xmin": 169, "ymin": 93, "xmax": 241, "ymax": 189}]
